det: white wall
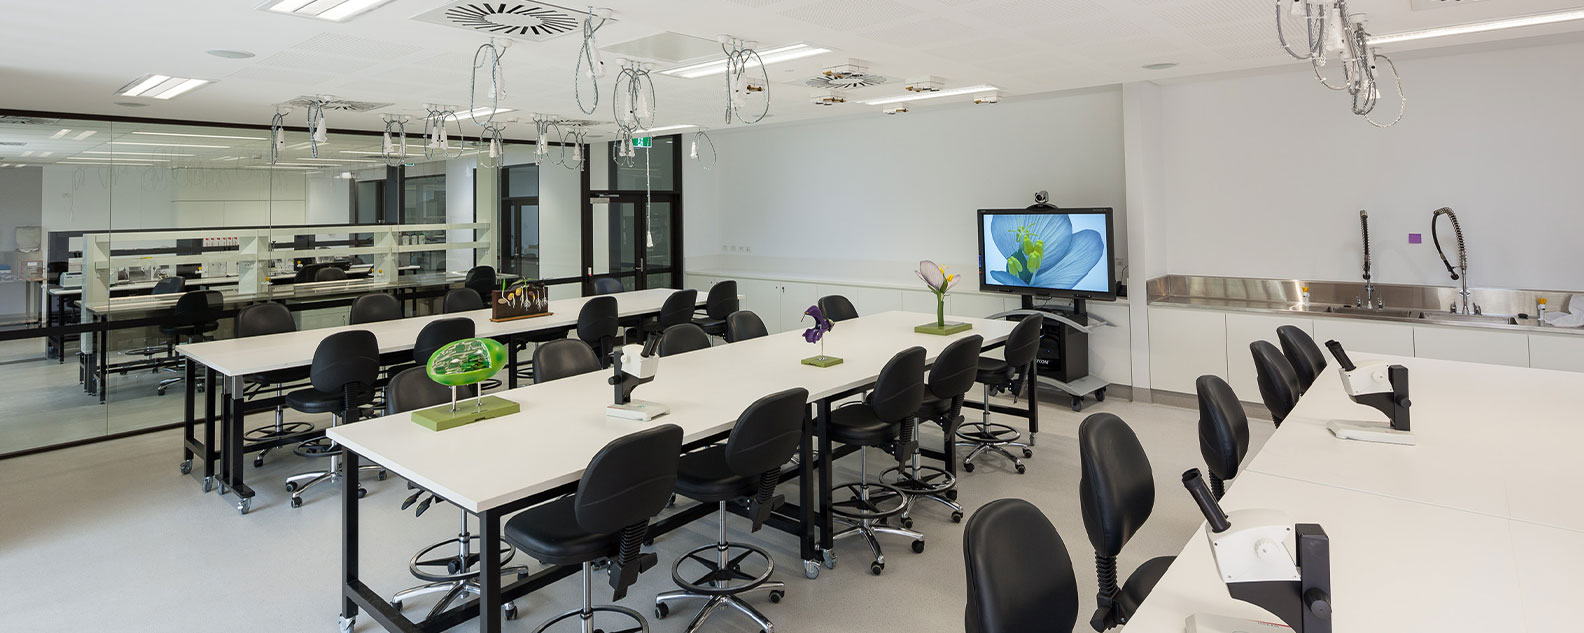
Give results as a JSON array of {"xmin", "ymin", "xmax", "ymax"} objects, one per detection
[{"xmin": 1156, "ymin": 40, "xmax": 1584, "ymax": 291}]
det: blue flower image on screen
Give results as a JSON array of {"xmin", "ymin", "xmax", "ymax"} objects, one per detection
[{"xmin": 984, "ymin": 213, "xmax": 1108, "ymax": 292}]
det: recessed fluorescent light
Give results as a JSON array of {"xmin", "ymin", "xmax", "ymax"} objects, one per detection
[
  {"xmin": 244, "ymin": 165, "xmax": 318, "ymax": 170},
  {"xmin": 38, "ymin": 151, "xmax": 52, "ymax": 157},
  {"xmin": 860, "ymin": 84, "xmax": 1002, "ymax": 106},
  {"xmin": 117, "ymin": 74, "xmax": 211, "ymax": 99},
  {"xmin": 111, "ymin": 141, "xmax": 229, "ymax": 149},
  {"xmin": 72, "ymin": 131, "xmax": 96, "ymax": 140},
  {"xmin": 660, "ymin": 43, "xmax": 833, "ymax": 79},
  {"xmin": 295, "ymin": 157, "xmax": 381, "ymax": 163},
  {"xmin": 1369, "ymin": 9, "xmax": 1584, "ymax": 45},
  {"xmin": 50, "ymin": 129, "xmax": 70, "ymax": 140},
  {"xmin": 633, "ymin": 125, "xmax": 697, "ymax": 135},
  {"xmin": 65, "ymin": 156, "xmax": 170, "ymax": 162},
  {"xmin": 458, "ymin": 106, "xmax": 515, "ymax": 120},
  {"xmin": 132, "ymin": 131, "xmax": 267, "ymax": 141},
  {"xmin": 20, "ymin": 151, "xmax": 32, "ymax": 157},
  {"xmin": 262, "ymin": 0, "xmax": 394, "ymax": 22},
  {"xmin": 69, "ymin": 161, "xmax": 156, "ymax": 167},
  {"xmin": 83, "ymin": 151, "xmax": 195, "ymax": 157}
]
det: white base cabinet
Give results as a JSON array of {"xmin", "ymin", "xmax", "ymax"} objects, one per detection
[{"xmin": 1147, "ymin": 307, "xmax": 1228, "ymax": 395}]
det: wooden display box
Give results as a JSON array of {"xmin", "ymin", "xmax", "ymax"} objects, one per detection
[{"xmin": 491, "ymin": 283, "xmax": 551, "ymax": 322}]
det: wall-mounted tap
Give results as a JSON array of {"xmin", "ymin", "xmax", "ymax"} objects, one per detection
[
  {"xmin": 1431, "ymin": 207, "xmax": 1471, "ymax": 315},
  {"xmin": 1359, "ymin": 210, "xmax": 1379, "ymax": 309}
]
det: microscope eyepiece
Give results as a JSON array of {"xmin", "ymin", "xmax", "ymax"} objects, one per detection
[{"xmin": 1182, "ymin": 469, "xmax": 1232, "ymax": 533}]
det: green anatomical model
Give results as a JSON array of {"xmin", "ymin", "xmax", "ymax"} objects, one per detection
[{"xmin": 426, "ymin": 338, "xmax": 508, "ymax": 387}]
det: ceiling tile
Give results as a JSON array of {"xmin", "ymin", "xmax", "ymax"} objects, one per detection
[
  {"xmin": 290, "ymin": 33, "xmax": 424, "ymax": 61},
  {"xmin": 777, "ymin": 0, "xmax": 923, "ymax": 32},
  {"xmin": 257, "ymin": 51, "xmax": 379, "ymax": 74},
  {"xmin": 859, "ymin": 17, "xmax": 986, "ymax": 46}
]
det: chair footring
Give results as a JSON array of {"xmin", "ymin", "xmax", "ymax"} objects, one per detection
[
  {"xmin": 531, "ymin": 604, "xmax": 647, "ymax": 633},
  {"xmin": 827, "ymin": 481, "xmax": 907, "ymax": 521},
  {"xmin": 670, "ymin": 541, "xmax": 776, "ymax": 595}
]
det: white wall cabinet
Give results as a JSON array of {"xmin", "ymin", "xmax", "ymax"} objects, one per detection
[
  {"xmin": 1311, "ymin": 318, "xmax": 1416, "ymax": 358},
  {"xmin": 1148, "ymin": 307, "xmax": 1228, "ymax": 394},
  {"xmin": 1225, "ymin": 313, "xmax": 1313, "ymax": 400},
  {"xmin": 1413, "ymin": 325, "xmax": 1530, "ymax": 368},
  {"xmin": 1529, "ymin": 332, "xmax": 1584, "ymax": 372}
]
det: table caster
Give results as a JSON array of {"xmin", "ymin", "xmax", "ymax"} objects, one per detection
[
  {"xmin": 236, "ymin": 498, "xmax": 251, "ymax": 515},
  {"xmin": 911, "ymin": 540, "xmax": 925, "ymax": 554},
  {"xmin": 504, "ymin": 602, "xmax": 518, "ymax": 621},
  {"xmin": 822, "ymin": 548, "xmax": 837, "ymax": 569},
  {"xmin": 179, "ymin": 460, "xmax": 192, "ymax": 475},
  {"xmin": 803, "ymin": 559, "xmax": 820, "ymax": 579},
  {"xmin": 1095, "ymin": 388, "xmax": 1106, "ymax": 402},
  {"xmin": 202, "ymin": 477, "xmax": 214, "ymax": 493},
  {"xmin": 338, "ymin": 615, "xmax": 355, "ymax": 633},
  {"xmin": 656, "ymin": 602, "xmax": 670, "ymax": 619},
  {"xmin": 769, "ymin": 590, "xmax": 784, "ymax": 603},
  {"xmin": 1071, "ymin": 397, "xmax": 1083, "ymax": 412}
]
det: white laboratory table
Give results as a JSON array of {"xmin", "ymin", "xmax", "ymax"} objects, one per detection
[
  {"xmin": 1124, "ymin": 352, "xmax": 1584, "ymax": 632},
  {"xmin": 327, "ymin": 311, "xmax": 1020, "ymax": 633},
  {"xmin": 175, "ymin": 288, "xmax": 703, "ymax": 513}
]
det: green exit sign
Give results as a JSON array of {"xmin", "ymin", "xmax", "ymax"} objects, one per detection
[{"xmin": 631, "ymin": 137, "xmax": 653, "ymax": 149}]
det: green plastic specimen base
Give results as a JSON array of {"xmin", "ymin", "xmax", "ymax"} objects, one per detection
[
  {"xmin": 914, "ymin": 322, "xmax": 973, "ymax": 336},
  {"xmin": 412, "ymin": 396, "xmax": 521, "ymax": 431},
  {"xmin": 801, "ymin": 355, "xmax": 844, "ymax": 368}
]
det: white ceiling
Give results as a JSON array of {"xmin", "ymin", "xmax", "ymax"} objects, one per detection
[{"xmin": 1, "ymin": 0, "xmax": 1582, "ymax": 139}]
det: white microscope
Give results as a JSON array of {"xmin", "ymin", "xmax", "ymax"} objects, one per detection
[
  {"xmin": 606, "ymin": 337, "xmax": 668, "ymax": 421},
  {"xmin": 1181, "ymin": 469, "xmax": 1333, "ymax": 633},
  {"xmin": 1322, "ymin": 340, "xmax": 1414, "ymax": 445}
]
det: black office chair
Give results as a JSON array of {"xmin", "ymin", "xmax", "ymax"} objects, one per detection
[
  {"xmin": 1277, "ymin": 325, "xmax": 1327, "ymax": 394},
  {"xmin": 884, "ymin": 334, "xmax": 982, "ymax": 526},
  {"xmin": 413, "ymin": 317, "xmax": 475, "ymax": 368},
  {"xmin": 823, "ymin": 346, "xmax": 927, "ymax": 575},
  {"xmin": 294, "ymin": 263, "xmax": 330, "ymax": 284},
  {"xmin": 964, "ymin": 499, "xmax": 1080, "ymax": 633},
  {"xmin": 154, "ymin": 290, "xmax": 223, "ymax": 396},
  {"xmin": 1078, "ymin": 413, "xmax": 1174, "ymax": 631},
  {"xmin": 237, "ymin": 302, "xmax": 315, "ymax": 467},
  {"xmin": 152, "ymin": 276, "xmax": 187, "ymax": 294},
  {"xmin": 725, "ymin": 310, "xmax": 768, "ymax": 343},
  {"xmin": 284, "ymin": 330, "xmax": 387, "ymax": 508},
  {"xmin": 640, "ymin": 289, "xmax": 698, "ymax": 343},
  {"xmin": 577, "ymin": 295, "xmax": 620, "ymax": 365},
  {"xmin": 817, "ymin": 294, "xmax": 860, "ymax": 322},
  {"xmin": 533, "ymin": 339, "xmax": 602, "ymax": 384},
  {"xmin": 1251, "ymin": 340, "xmax": 1300, "ymax": 426},
  {"xmin": 1196, "ymin": 375, "xmax": 1249, "ymax": 500},
  {"xmin": 443, "ymin": 287, "xmax": 485, "ymax": 313},
  {"xmin": 592, "ymin": 276, "xmax": 625, "ymax": 295},
  {"xmin": 957, "ymin": 314, "xmax": 1043, "ymax": 474},
  {"xmin": 350, "ymin": 293, "xmax": 402, "ymax": 325},
  {"xmin": 693, "ymin": 280, "xmax": 738, "ymax": 339},
  {"xmin": 464, "ymin": 265, "xmax": 496, "ymax": 300},
  {"xmin": 315, "ymin": 266, "xmax": 348, "ymax": 282},
  {"xmin": 124, "ymin": 276, "xmax": 190, "ymax": 365},
  {"xmin": 653, "ymin": 387, "xmax": 808, "ymax": 630},
  {"xmin": 659, "ymin": 323, "xmax": 711, "ymax": 357},
  {"xmin": 504, "ymin": 425, "xmax": 683, "ymax": 633}
]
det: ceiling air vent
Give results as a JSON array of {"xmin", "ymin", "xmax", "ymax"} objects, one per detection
[
  {"xmin": 805, "ymin": 60, "xmax": 888, "ymax": 90},
  {"xmin": 281, "ymin": 96, "xmax": 393, "ymax": 112},
  {"xmin": 0, "ymin": 116, "xmax": 61, "ymax": 126},
  {"xmin": 413, "ymin": 2, "xmax": 582, "ymax": 41}
]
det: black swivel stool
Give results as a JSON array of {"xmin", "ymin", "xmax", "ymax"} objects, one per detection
[
  {"xmin": 725, "ymin": 310, "xmax": 768, "ymax": 343},
  {"xmin": 817, "ymin": 294, "xmax": 859, "ymax": 322},
  {"xmin": 315, "ymin": 266, "xmax": 348, "ymax": 282},
  {"xmin": 1251, "ymin": 340, "xmax": 1300, "ymax": 426},
  {"xmin": 350, "ymin": 292, "xmax": 402, "ymax": 325},
  {"xmin": 533, "ymin": 339, "xmax": 602, "ymax": 384},
  {"xmin": 464, "ymin": 265, "xmax": 496, "ymax": 300},
  {"xmin": 1277, "ymin": 325, "xmax": 1327, "ymax": 394},
  {"xmin": 882, "ymin": 334, "xmax": 982, "ymax": 526},
  {"xmin": 1078, "ymin": 413, "xmax": 1174, "ymax": 631},
  {"xmin": 658, "ymin": 323, "xmax": 711, "ymax": 357},
  {"xmin": 963, "ymin": 498, "xmax": 1080, "ymax": 633},
  {"xmin": 957, "ymin": 314, "xmax": 1043, "ymax": 474},
  {"xmin": 653, "ymin": 387, "xmax": 808, "ymax": 631},
  {"xmin": 443, "ymin": 287, "xmax": 485, "ymax": 313},
  {"xmin": 592, "ymin": 276, "xmax": 625, "ymax": 295},
  {"xmin": 692, "ymin": 280, "xmax": 738, "ymax": 340},
  {"xmin": 237, "ymin": 302, "xmax": 314, "ymax": 467},
  {"xmin": 1196, "ymin": 375, "xmax": 1249, "ymax": 500},
  {"xmin": 822, "ymin": 346, "xmax": 927, "ymax": 575},
  {"xmin": 154, "ymin": 290, "xmax": 222, "ymax": 396},
  {"xmin": 504, "ymin": 425, "xmax": 683, "ymax": 633},
  {"xmin": 283, "ymin": 330, "xmax": 387, "ymax": 508},
  {"xmin": 640, "ymin": 289, "xmax": 698, "ymax": 344}
]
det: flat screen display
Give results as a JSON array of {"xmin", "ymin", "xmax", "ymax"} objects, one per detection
[{"xmin": 978, "ymin": 208, "xmax": 1116, "ymax": 300}]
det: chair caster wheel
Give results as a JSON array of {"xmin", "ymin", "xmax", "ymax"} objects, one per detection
[
  {"xmin": 803, "ymin": 559, "xmax": 820, "ymax": 579},
  {"xmin": 899, "ymin": 516, "xmax": 913, "ymax": 529},
  {"xmin": 253, "ymin": 456, "xmax": 264, "ymax": 468},
  {"xmin": 644, "ymin": 538, "xmax": 654, "ymax": 546},
  {"xmin": 962, "ymin": 462, "xmax": 975, "ymax": 473},
  {"xmin": 504, "ymin": 602, "xmax": 518, "ymax": 621},
  {"xmin": 911, "ymin": 540, "xmax": 925, "ymax": 554},
  {"xmin": 377, "ymin": 471, "xmax": 387, "ymax": 481},
  {"xmin": 1023, "ymin": 448, "xmax": 1034, "ymax": 458},
  {"xmin": 870, "ymin": 561, "xmax": 884, "ymax": 575},
  {"xmin": 179, "ymin": 460, "xmax": 192, "ymax": 475},
  {"xmin": 951, "ymin": 511, "xmax": 964, "ymax": 523},
  {"xmin": 356, "ymin": 487, "xmax": 367, "ymax": 499},
  {"xmin": 285, "ymin": 482, "xmax": 298, "ymax": 493},
  {"xmin": 769, "ymin": 590, "xmax": 784, "ymax": 603},
  {"xmin": 945, "ymin": 489, "xmax": 958, "ymax": 501},
  {"xmin": 655, "ymin": 602, "xmax": 669, "ymax": 619},
  {"xmin": 1015, "ymin": 464, "xmax": 1027, "ymax": 474},
  {"xmin": 290, "ymin": 496, "xmax": 303, "ymax": 508}
]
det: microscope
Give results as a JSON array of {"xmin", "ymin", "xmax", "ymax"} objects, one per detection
[
  {"xmin": 1322, "ymin": 340, "xmax": 1414, "ymax": 446},
  {"xmin": 606, "ymin": 337, "xmax": 668, "ymax": 421},
  {"xmin": 1181, "ymin": 469, "xmax": 1332, "ymax": 633}
]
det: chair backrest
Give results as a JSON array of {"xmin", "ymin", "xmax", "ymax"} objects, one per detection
[
  {"xmin": 315, "ymin": 266, "xmax": 348, "ymax": 282},
  {"xmin": 152, "ymin": 276, "xmax": 186, "ymax": 295},
  {"xmin": 293, "ymin": 263, "xmax": 326, "ymax": 284},
  {"xmin": 1003, "ymin": 314, "xmax": 1044, "ymax": 368},
  {"xmin": 464, "ymin": 266, "xmax": 496, "ymax": 298},
  {"xmin": 657, "ymin": 289, "xmax": 698, "ymax": 329},
  {"xmin": 704, "ymin": 280, "xmax": 738, "ymax": 320},
  {"xmin": 817, "ymin": 295, "xmax": 859, "ymax": 322},
  {"xmin": 574, "ymin": 424, "xmax": 684, "ymax": 535},
  {"xmin": 725, "ymin": 310, "xmax": 768, "ymax": 343},
  {"xmin": 1251, "ymin": 340, "xmax": 1300, "ymax": 425},
  {"xmin": 659, "ymin": 323, "xmax": 711, "ymax": 357},
  {"xmin": 1078, "ymin": 413, "xmax": 1155, "ymax": 559},
  {"xmin": 172, "ymin": 290, "xmax": 224, "ymax": 325},
  {"xmin": 350, "ymin": 293, "xmax": 402, "ymax": 325},
  {"xmin": 963, "ymin": 498, "xmax": 1080, "ymax": 633},
  {"xmin": 725, "ymin": 387, "xmax": 809, "ymax": 477},
  {"xmin": 443, "ymin": 287, "xmax": 485, "ymax": 313},
  {"xmin": 1196, "ymin": 375, "xmax": 1250, "ymax": 484},
  {"xmin": 236, "ymin": 302, "xmax": 296, "ymax": 338},
  {"xmin": 592, "ymin": 276, "xmax": 625, "ymax": 295},
  {"xmin": 576, "ymin": 295, "xmax": 619, "ymax": 358},
  {"xmin": 533, "ymin": 338, "xmax": 602, "ymax": 384},
  {"xmin": 929, "ymin": 335, "xmax": 984, "ymax": 400},
  {"xmin": 870, "ymin": 346, "xmax": 927, "ymax": 423},
  {"xmin": 413, "ymin": 317, "xmax": 475, "ymax": 367},
  {"xmin": 385, "ymin": 366, "xmax": 475, "ymax": 416},
  {"xmin": 1277, "ymin": 325, "xmax": 1327, "ymax": 393},
  {"xmin": 310, "ymin": 330, "xmax": 380, "ymax": 395}
]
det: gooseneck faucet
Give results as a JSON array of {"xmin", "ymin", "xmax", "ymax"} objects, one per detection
[
  {"xmin": 1431, "ymin": 207, "xmax": 1473, "ymax": 314},
  {"xmin": 1359, "ymin": 210, "xmax": 1379, "ymax": 309}
]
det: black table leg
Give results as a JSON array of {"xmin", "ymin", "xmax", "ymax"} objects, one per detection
[
  {"xmin": 182, "ymin": 359, "xmax": 196, "ymax": 473},
  {"xmin": 203, "ymin": 366, "xmax": 217, "ymax": 492},
  {"xmin": 817, "ymin": 398, "xmax": 835, "ymax": 555},
  {"xmin": 97, "ymin": 325, "xmax": 107, "ymax": 404},
  {"xmin": 477, "ymin": 507, "xmax": 503, "ymax": 633},
  {"xmin": 342, "ymin": 449, "xmax": 361, "ymax": 633},
  {"xmin": 225, "ymin": 380, "xmax": 255, "ymax": 512},
  {"xmin": 799, "ymin": 404, "xmax": 817, "ymax": 567},
  {"xmin": 507, "ymin": 333, "xmax": 519, "ymax": 389}
]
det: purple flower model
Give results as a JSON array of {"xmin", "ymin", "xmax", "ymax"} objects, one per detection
[{"xmin": 802, "ymin": 305, "xmax": 834, "ymax": 344}]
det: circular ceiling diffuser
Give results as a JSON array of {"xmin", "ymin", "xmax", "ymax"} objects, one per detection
[
  {"xmin": 805, "ymin": 74, "xmax": 888, "ymax": 90},
  {"xmin": 444, "ymin": 3, "xmax": 579, "ymax": 38}
]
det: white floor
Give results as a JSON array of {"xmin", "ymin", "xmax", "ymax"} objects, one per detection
[{"xmin": 0, "ymin": 393, "xmax": 1273, "ymax": 632}]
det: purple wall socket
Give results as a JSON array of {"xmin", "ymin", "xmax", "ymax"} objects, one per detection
[{"xmin": 1408, "ymin": 233, "xmax": 1422, "ymax": 244}]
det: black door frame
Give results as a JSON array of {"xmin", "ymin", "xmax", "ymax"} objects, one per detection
[{"xmin": 584, "ymin": 134, "xmax": 685, "ymax": 295}]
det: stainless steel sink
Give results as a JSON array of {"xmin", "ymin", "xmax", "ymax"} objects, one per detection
[
  {"xmin": 1324, "ymin": 305, "xmax": 1425, "ymax": 319},
  {"xmin": 1416, "ymin": 312, "xmax": 1520, "ymax": 326}
]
